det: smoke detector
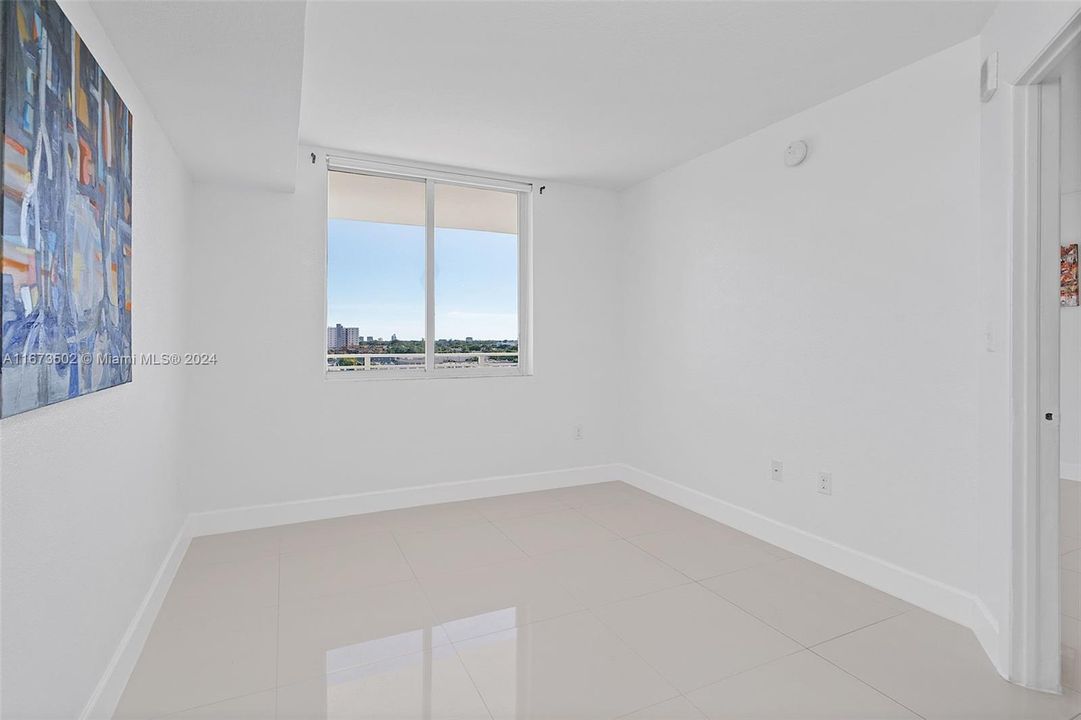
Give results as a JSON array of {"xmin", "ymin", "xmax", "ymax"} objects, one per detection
[{"xmin": 784, "ymin": 140, "xmax": 808, "ymax": 167}]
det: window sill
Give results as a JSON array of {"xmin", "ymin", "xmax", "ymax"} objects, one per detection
[{"xmin": 324, "ymin": 367, "xmax": 532, "ymax": 382}]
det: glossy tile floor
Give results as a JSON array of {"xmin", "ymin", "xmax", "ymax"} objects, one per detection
[{"xmin": 116, "ymin": 481, "xmax": 1081, "ymax": 720}]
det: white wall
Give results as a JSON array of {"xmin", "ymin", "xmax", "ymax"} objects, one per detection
[
  {"xmin": 618, "ymin": 39, "xmax": 982, "ymax": 616},
  {"xmin": 1061, "ymin": 44, "xmax": 1081, "ymax": 482},
  {"xmin": 0, "ymin": 3, "xmax": 193, "ymax": 718},
  {"xmin": 181, "ymin": 149, "xmax": 621, "ymax": 513}
]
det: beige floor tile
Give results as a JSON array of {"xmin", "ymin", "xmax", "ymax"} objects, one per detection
[
  {"xmin": 816, "ymin": 610, "xmax": 1081, "ymax": 719},
  {"xmin": 1064, "ymin": 569, "xmax": 1081, "ymax": 621},
  {"xmin": 454, "ymin": 610, "xmax": 676, "ymax": 720},
  {"xmin": 277, "ymin": 646, "xmax": 491, "ymax": 720},
  {"xmin": 396, "ymin": 522, "xmax": 527, "ymax": 577},
  {"xmin": 534, "ymin": 539, "xmax": 691, "ymax": 607},
  {"xmin": 419, "ymin": 557, "xmax": 584, "ymax": 642},
  {"xmin": 630, "ymin": 524, "xmax": 786, "ymax": 580},
  {"xmin": 159, "ymin": 555, "xmax": 278, "ymax": 618},
  {"xmin": 278, "ymin": 531, "xmax": 413, "ymax": 602},
  {"xmin": 469, "ymin": 489, "xmax": 571, "ymax": 521},
  {"xmin": 1064, "ymin": 477, "xmax": 1081, "ymax": 595},
  {"xmin": 1064, "ymin": 480, "xmax": 1081, "ymax": 537},
  {"xmin": 1064, "ymin": 615, "xmax": 1081, "ymax": 692},
  {"xmin": 686, "ymin": 650, "xmax": 916, "ymax": 719},
  {"xmin": 701, "ymin": 557, "xmax": 911, "ymax": 646},
  {"xmin": 594, "ymin": 583, "xmax": 800, "ymax": 692},
  {"xmin": 494, "ymin": 508, "xmax": 617, "ymax": 555},
  {"xmin": 277, "ymin": 579, "xmax": 450, "ymax": 686},
  {"xmin": 183, "ymin": 528, "xmax": 279, "ymax": 566},
  {"xmin": 1066, "ymin": 644, "xmax": 1081, "ymax": 694},
  {"xmin": 123, "ymin": 489, "xmax": 1081, "ymax": 720},
  {"xmin": 114, "ymin": 605, "xmax": 277, "ymax": 719},
  {"xmin": 379, "ymin": 501, "xmax": 488, "ymax": 534},
  {"xmin": 156, "ymin": 689, "xmax": 277, "ymax": 719},
  {"xmin": 579, "ymin": 496, "xmax": 709, "ymax": 537},
  {"xmin": 619, "ymin": 696, "xmax": 705, "ymax": 719},
  {"xmin": 276, "ymin": 513, "xmax": 390, "ymax": 554},
  {"xmin": 552, "ymin": 481, "xmax": 654, "ymax": 509}
]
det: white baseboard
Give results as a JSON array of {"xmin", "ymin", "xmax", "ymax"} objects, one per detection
[
  {"xmin": 1063, "ymin": 462, "xmax": 1081, "ymax": 482},
  {"xmin": 612, "ymin": 463, "xmax": 1003, "ymax": 676},
  {"xmin": 82, "ymin": 459, "xmax": 1008, "ymax": 718},
  {"xmin": 188, "ymin": 463, "xmax": 622, "ymax": 537},
  {"xmin": 971, "ymin": 596, "xmax": 1009, "ymax": 678},
  {"xmin": 80, "ymin": 520, "xmax": 192, "ymax": 720}
]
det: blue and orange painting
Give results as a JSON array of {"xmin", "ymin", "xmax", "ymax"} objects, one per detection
[{"xmin": 1, "ymin": 0, "xmax": 133, "ymax": 417}]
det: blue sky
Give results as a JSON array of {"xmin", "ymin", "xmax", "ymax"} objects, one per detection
[{"xmin": 327, "ymin": 219, "xmax": 518, "ymax": 341}]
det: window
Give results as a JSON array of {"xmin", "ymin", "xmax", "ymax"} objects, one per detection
[{"xmin": 326, "ymin": 159, "xmax": 531, "ymax": 377}]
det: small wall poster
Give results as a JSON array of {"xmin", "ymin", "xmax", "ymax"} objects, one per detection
[{"xmin": 1063, "ymin": 244, "xmax": 1079, "ymax": 307}]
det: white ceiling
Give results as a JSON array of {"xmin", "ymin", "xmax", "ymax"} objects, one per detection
[
  {"xmin": 90, "ymin": 0, "xmax": 307, "ymax": 191},
  {"xmin": 89, "ymin": 1, "xmax": 996, "ymax": 192},
  {"xmin": 301, "ymin": 1, "xmax": 995, "ymax": 189}
]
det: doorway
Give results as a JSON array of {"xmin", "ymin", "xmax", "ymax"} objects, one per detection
[
  {"xmin": 1058, "ymin": 43, "xmax": 1081, "ymax": 692},
  {"xmin": 1014, "ymin": 19, "xmax": 1081, "ymax": 692}
]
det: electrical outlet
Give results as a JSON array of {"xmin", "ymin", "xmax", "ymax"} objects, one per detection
[
  {"xmin": 770, "ymin": 459, "xmax": 783, "ymax": 482},
  {"xmin": 574, "ymin": 424, "xmax": 584, "ymax": 441},
  {"xmin": 817, "ymin": 472, "xmax": 832, "ymax": 495}
]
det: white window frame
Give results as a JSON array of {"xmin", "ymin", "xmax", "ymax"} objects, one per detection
[{"xmin": 324, "ymin": 154, "xmax": 533, "ymax": 380}]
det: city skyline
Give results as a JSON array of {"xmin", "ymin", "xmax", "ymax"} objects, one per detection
[
  {"xmin": 327, "ymin": 218, "xmax": 518, "ymax": 341},
  {"xmin": 327, "ymin": 321, "xmax": 515, "ymax": 349}
]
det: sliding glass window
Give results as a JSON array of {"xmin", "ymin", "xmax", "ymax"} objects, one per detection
[{"xmin": 326, "ymin": 162, "xmax": 531, "ymax": 378}]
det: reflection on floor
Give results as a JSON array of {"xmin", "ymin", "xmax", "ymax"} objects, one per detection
[{"xmin": 115, "ymin": 481, "xmax": 1081, "ymax": 719}]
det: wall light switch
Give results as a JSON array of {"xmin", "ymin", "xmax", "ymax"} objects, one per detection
[
  {"xmin": 817, "ymin": 472, "xmax": 832, "ymax": 495},
  {"xmin": 770, "ymin": 459, "xmax": 783, "ymax": 482}
]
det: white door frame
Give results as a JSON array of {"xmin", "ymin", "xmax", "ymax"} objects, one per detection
[{"xmin": 1011, "ymin": 15, "xmax": 1080, "ymax": 691}]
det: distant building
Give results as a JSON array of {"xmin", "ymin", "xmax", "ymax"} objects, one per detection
[
  {"xmin": 366, "ymin": 336, "xmax": 373, "ymax": 342},
  {"xmin": 465, "ymin": 337, "xmax": 473, "ymax": 342},
  {"xmin": 327, "ymin": 324, "xmax": 345, "ymax": 351},
  {"xmin": 328, "ymin": 324, "xmax": 360, "ymax": 350},
  {"xmin": 391, "ymin": 333, "xmax": 398, "ymax": 342}
]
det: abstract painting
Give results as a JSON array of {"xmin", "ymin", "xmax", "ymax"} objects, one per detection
[
  {"xmin": 1, "ymin": 0, "xmax": 133, "ymax": 417},
  {"xmin": 1063, "ymin": 244, "xmax": 1078, "ymax": 308}
]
